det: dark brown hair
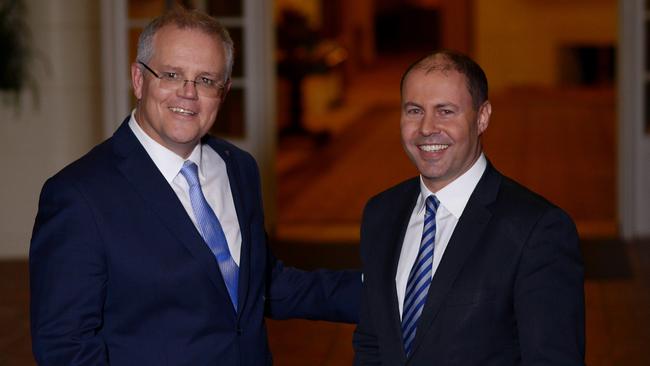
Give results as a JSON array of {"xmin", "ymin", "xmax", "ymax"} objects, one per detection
[{"xmin": 400, "ymin": 50, "xmax": 488, "ymax": 110}]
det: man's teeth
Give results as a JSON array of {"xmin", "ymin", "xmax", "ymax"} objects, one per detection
[
  {"xmin": 169, "ymin": 107, "xmax": 196, "ymax": 116},
  {"xmin": 419, "ymin": 144, "xmax": 449, "ymax": 152}
]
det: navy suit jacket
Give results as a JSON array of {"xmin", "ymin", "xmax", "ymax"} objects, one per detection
[
  {"xmin": 30, "ymin": 119, "xmax": 360, "ymax": 365},
  {"xmin": 353, "ymin": 163, "xmax": 585, "ymax": 365}
]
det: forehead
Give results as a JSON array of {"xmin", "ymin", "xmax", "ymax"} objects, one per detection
[
  {"xmin": 402, "ymin": 68, "xmax": 471, "ymax": 101},
  {"xmin": 151, "ymin": 25, "xmax": 225, "ymax": 71}
]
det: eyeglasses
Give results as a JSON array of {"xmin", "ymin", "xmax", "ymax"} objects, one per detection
[{"xmin": 138, "ymin": 61, "xmax": 226, "ymax": 98}]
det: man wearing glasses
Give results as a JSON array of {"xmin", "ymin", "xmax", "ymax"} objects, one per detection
[{"xmin": 30, "ymin": 8, "xmax": 360, "ymax": 365}]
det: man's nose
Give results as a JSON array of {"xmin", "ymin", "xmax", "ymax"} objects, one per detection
[
  {"xmin": 178, "ymin": 79, "xmax": 199, "ymax": 99},
  {"xmin": 420, "ymin": 114, "xmax": 441, "ymax": 136}
]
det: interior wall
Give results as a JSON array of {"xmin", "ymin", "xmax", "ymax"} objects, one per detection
[
  {"xmin": 474, "ymin": 0, "xmax": 619, "ymax": 237},
  {"xmin": 0, "ymin": 0, "xmax": 102, "ymax": 258},
  {"xmin": 474, "ymin": 0, "xmax": 617, "ymax": 92}
]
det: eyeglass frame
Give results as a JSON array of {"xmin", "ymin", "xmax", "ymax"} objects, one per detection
[{"xmin": 137, "ymin": 61, "xmax": 228, "ymax": 98}]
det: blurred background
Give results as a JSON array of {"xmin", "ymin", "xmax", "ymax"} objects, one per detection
[{"xmin": 1, "ymin": 0, "xmax": 649, "ymax": 364}]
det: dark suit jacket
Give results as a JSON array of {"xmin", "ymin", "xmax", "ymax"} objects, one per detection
[
  {"xmin": 30, "ymin": 119, "xmax": 360, "ymax": 365},
  {"xmin": 353, "ymin": 163, "xmax": 584, "ymax": 365}
]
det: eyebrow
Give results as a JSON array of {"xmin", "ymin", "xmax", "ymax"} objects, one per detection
[
  {"xmin": 434, "ymin": 102, "xmax": 457, "ymax": 109},
  {"xmin": 402, "ymin": 101, "xmax": 458, "ymax": 109},
  {"xmin": 159, "ymin": 64, "xmax": 221, "ymax": 77},
  {"xmin": 403, "ymin": 101, "xmax": 422, "ymax": 109}
]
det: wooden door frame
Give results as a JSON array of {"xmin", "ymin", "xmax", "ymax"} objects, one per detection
[{"xmin": 618, "ymin": 0, "xmax": 650, "ymax": 239}]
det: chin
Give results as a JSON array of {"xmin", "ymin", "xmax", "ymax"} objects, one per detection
[{"xmin": 419, "ymin": 166, "xmax": 447, "ymax": 180}]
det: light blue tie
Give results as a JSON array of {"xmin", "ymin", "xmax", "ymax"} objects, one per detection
[
  {"xmin": 180, "ymin": 161, "xmax": 238, "ymax": 311},
  {"xmin": 402, "ymin": 195, "xmax": 439, "ymax": 357}
]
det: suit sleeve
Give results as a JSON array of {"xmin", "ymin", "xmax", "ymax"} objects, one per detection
[
  {"xmin": 514, "ymin": 207, "xmax": 585, "ymax": 365},
  {"xmin": 30, "ymin": 177, "xmax": 109, "ymax": 365},
  {"xmin": 264, "ymin": 255, "xmax": 362, "ymax": 323},
  {"xmin": 238, "ymin": 153, "xmax": 361, "ymax": 323}
]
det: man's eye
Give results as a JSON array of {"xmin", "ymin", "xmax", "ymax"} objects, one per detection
[
  {"xmin": 161, "ymin": 72, "xmax": 179, "ymax": 80},
  {"xmin": 406, "ymin": 108, "xmax": 422, "ymax": 115},
  {"xmin": 440, "ymin": 109, "xmax": 453, "ymax": 115},
  {"xmin": 198, "ymin": 77, "xmax": 215, "ymax": 87}
]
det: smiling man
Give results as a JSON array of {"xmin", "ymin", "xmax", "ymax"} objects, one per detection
[
  {"xmin": 29, "ymin": 9, "xmax": 360, "ymax": 365},
  {"xmin": 352, "ymin": 50, "xmax": 585, "ymax": 366}
]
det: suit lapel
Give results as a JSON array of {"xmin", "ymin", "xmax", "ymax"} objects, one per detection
[
  {"xmin": 408, "ymin": 164, "xmax": 501, "ymax": 358},
  {"xmin": 375, "ymin": 179, "xmax": 420, "ymax": 361},
  {"xmin": 205, "ymin": 138, "xmax": 252, "ymax": 317},
  {"xmin": 111, "ymin": 121, "xmax": 231, "ymax": 302}
]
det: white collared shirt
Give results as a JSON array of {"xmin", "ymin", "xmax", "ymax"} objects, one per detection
[
  {"xmin": 128, "ymin": 111, "xmax": 242, "ymax": 265},
  {"xmin": 396, "ymin": 154, "xmax": 487, "ymax": 318}
]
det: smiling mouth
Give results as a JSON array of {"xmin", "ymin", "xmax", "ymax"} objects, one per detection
[
  {"xmin": 168, "ymin": 106, "xmax": 197, "ymax": 116},
  {"xmin": 419, "ymin": 144, "xmax": 449, "ymax": 152}
]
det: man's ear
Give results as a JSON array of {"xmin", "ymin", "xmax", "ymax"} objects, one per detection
[
  {"xmin": 477, "ymin": 100, "xmax": 491, "ymax": 135},
  {"xmin": 220, "ymin": 79, "xmax": 232, "ymax": 101},
  {"xmin": 131, "ymin": 63, "xmax": 144, "ymax": 100}
]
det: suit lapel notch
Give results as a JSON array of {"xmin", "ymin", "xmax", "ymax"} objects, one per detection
[{"xmin": 377, "ymin": 179, "xmax": 420, "ymax": 354}]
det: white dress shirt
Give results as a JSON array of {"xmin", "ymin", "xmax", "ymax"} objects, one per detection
[
  {"xmin": 128, "ymin": 112, "xmax": 242, "ymax": 265},
  {"xmin": 396, "ymin": 154, "xmax": 487, "ymax": 318}
]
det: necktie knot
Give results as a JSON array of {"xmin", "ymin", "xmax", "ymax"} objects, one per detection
[
  {"xmin": 425, "ymin": 195, "xmax": 440, "ymax": 217},
  {"xmin": 180, "ymin": 161, "xmax": 200, "ymax": 188}
]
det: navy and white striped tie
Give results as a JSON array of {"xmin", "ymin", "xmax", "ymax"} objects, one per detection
[
  {"xmin": 402, "ymin": 195, "xmax": 440, "ymax": 356},
  {"xmin": 181, "ymin": 161, "xmax": 239, "ymax": 311}
]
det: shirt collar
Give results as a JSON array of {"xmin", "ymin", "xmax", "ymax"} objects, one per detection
[
  {"xmin": 128, "ymin": 110, "xmax": 203, "ymax": 183},
  {"xmin": 416, "ymin": 153, "xmax": 487, "ymax": 219}
]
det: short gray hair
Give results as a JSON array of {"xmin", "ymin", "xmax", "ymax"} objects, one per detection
[{"xmin": 136, "ymin": 8, "xmax": 234, "ymax": 82}]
